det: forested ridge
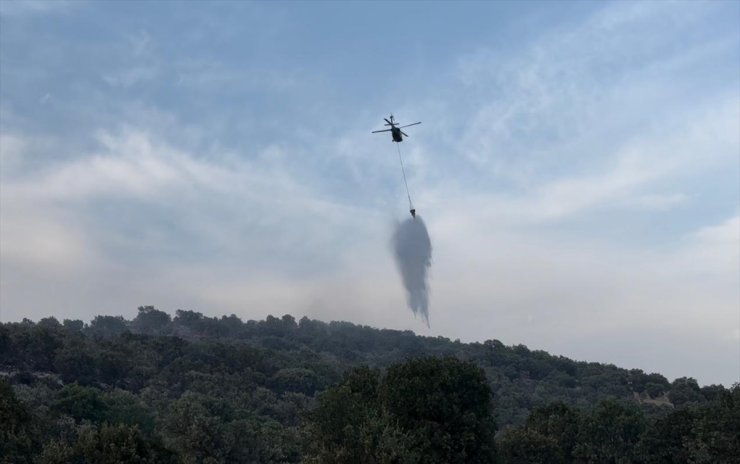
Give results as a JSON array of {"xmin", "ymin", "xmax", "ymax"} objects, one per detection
[{"xmin": 1, "ymin": 307, "xmax": 737, "ymax": 463}]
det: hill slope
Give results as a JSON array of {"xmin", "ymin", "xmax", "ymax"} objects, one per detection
[{"xmin": 0, "ymin": 307, "xmax": 733, "ymax": 463}]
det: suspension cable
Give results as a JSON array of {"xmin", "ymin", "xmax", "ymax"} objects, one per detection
[{"xmin": 396, "ymin": 142, "xmax": 414, "ymax": 211}]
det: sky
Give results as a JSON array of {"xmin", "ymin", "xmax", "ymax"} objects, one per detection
[{"xmin": 1, "ymin": 1, "xmax": 738, "ymax": 386}]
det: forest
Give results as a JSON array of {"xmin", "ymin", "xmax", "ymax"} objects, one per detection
[{"xmin": 1, "ymin": 306, "xmax": 737, "ymax": 463}]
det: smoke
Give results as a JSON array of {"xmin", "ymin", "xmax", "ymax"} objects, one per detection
[{"xmin": 392, "ymin": 215, "xmax": 432, "ymax": 326}]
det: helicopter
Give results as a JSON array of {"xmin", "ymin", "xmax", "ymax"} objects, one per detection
[{"xmin": 371, "ymin": 115, "xmax": 421, "ymax": 142}]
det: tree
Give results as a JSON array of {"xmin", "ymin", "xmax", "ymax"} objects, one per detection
[
  {"xmin": 497, "ymin": 427, "xmax": 560, "ymax": 464},
  {"xmin": 54, "ymin": 345, "xmax": 97, "ymax": 385},
  {"xmin": 62, "ymin": 319, "xmax": 84, "ymax": 332},
  {"xmin": 304, "ymin": 358, "xmax": 497, "ymax": 464},
  {"xmin": 51, "ymin": 383, "xmax": 109, "ymax": 423},
  {"xmin": 523, "ymin": 402, "xmax": 580, "ymax": 462},
  {"xmin": 668, "ymin": 377, "xmax": 704, "ymax": 406},
  {"xmin": 573, "ymin": 399, "xmax": 646, "ymax": 463},
  {"xmin": 162, "ymin": 392, "xmax": 230, "ymax": 463},
  {"xmin": 37, "ymin": 317, "xmax": 62, "ymax": 330},
  {"xmin": 638, "ymin": 408, "xmax": 696, "ymax": 464},
  {"xmin": 87, "ymin": 315, "xmax": 128, "ymax": 338},
  {"xmin": 381, "ymin": 357, "xmax": 497, "ymax": 464},
  {"xmin": 3, "ymin": 311, "xmax": 737, "ymax": 463},
  {"xmin": 0, "ymin": 379, "xmax": 36, "ymax": 464},
  {"xmin": 36, "ymin": 424, "xmax": 175, "ymax": 464},
  {"xmin": 684, "ymin": 386, "xmax": 740, "ymax": 463},
  {"xmin": 75, "ymin": 424, "xmax": 164, "ymax": 464},
  {"xmin": 270, "ymin": 368, "xmax": 323, "ymax": 395},
  {"xmin": 303, "ymin": 366, "xmax": 385, "ymax": 464},
  {"xmin": 700, "ymin": 384, "xmax": 727, "ymax": 402},
  {"xmin": 103, "ymin": 389, "xmax": 156, "ymax": 434},
  {"xmin": 133, "ymin": 306, "xmax": 172, "ymax": 335}
]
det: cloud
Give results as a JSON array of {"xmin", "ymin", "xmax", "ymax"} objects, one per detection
[
  {"xmin": 0, "ymin": 0, "xmax": 76, "ymax": 17},
  {"xmin": 1, "ymin": 1, "xmax": 737, "ymax": 386},
  {"xmin": 629, "ymin": 193, "xmax": 688, "ymax": 211},
  {"xmin": 102, "ymin": 67, "xmax": 160, "ymax": 88},
  {"xmin": 423, "ymin": 210, "xmax": 739, "ymax": 384},
  {"xmin": 409, "ymin": 2, "xmax": 738, "ymax": 384},
  {"xmin": 0, "ymin": 127, "xmax": 385, "ymax": 318},
  {"xmin": 0, "ymin": 203, "xmax": 94, "ymax": 270},
  {"xmin": 173, "ymin": 60, "xmax": 299, "ymax": 94},
  {"xmin": 678, "ymin": 215, "xmax": 740, "ymax": 277},
  {"xmin": 5, "ymin": 128, "xmax": 328, "ymax": 204},
  {"xmin": 420, "ymin": 94, "xmax": 737, "ymax": 231},
  {"xmin": 451, "ymin": 1, "xmax": 736, "ymax": 184},
  {"xmin": 0, "ymin": 133, "xmax": 26, "ymax": 175}
]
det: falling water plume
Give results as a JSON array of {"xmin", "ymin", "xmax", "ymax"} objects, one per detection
[{"xmin": 392, "ymin": 215, "xmax": 432, "ymax": 327}]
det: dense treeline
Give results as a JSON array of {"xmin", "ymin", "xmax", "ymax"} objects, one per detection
[
  {"xmin": 304, "ymin": 358, "xmax": 497, "ymax": 464},
  {"xmin": 309, "ymin": 363, "xmax": 739, "ymax": 464},
  {"xmin": 0, "ymin": 307, "xmax": 736, "ymax": 463}
]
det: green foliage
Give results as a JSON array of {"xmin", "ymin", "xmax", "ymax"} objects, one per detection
[
  {"xmin": 162, "ymin": 392, "xmax": 300, "ymax": 463},
  {"xmin": 0, "ymin": 310, "xmax": 736, "ymax": 463},
  {"xmin": 37, "ymin": 317, "xmax": 63, "ymax": 330},
  {"xmin": 86, "ymin": 315, "xmax": 129, "ymax": 339},
  {"xmin": 303, "ymin": 366, "xmax": 384, "ymax": 463},
  {"xmin": 497, "ymin": 427, "xmax": 560, "ymax": 464},
  {"xmin": 52, "ymin": 383, "xmax": 109, "ymax": 423},
  {"xmin": 270, "ymin": 367, "xmax": 324, "ymax": 395},
  {"xmin": 638, "ymin": 408, "xmax": 696, "ymax": 464},
  {"xmin": 382, "ymin": 357, "xmax": 497, "ymax": 464},
  {"xmin": 572, "ymin": 399, "xmax": 647, "ymax": 463},
  {"xmin": 75, "ymin": 424, "xmax": 162, "ymax": 464},
  {"xmin": 497, "ymin": 402, "xmax": 581, "ymax": 464},
  {"xmin": 133, "ymin": 306, "xmax": 171, "ymax": 336},
  {"xmin": 304, "ymin": 358, "xmax": 497, "ymax": 464},
  {"xmin": 668, "ymin": 377, "xmax": 705, "ymax": 406},
  {"xmin": 35, "ymin": 439, "xmax": 77, "ymax": 464},
  {"xmin": 103, "ymin": 389, "xmax": 156, "ymax": 434},
  {"xmin": 162, "ymin": 393, "xmax": 233, "ymax": 462},
  {"xmin": 0, "ymin": 378, "xmax": 36, "ymax": 464},
  {"xmin": 35, "ymin": 424, "xmax": 175, "ymax": 464},
  {"xmin": 645, "ymin": 382, "xmax": 666, "ymax": 398},
  {"xmin": 524, "ymin": 402, "xmax": 580, "ymax": 462},
  {"xmin": 62, "ymin": 319, "xmax": 84, "ymax": 332},
  {"xmin": 54, "ymin": 342, "xmax": 97, "ymax": 385},
  {"xmin": 683, "ymin": 386, "xmax": 740, "ymax": 463}
]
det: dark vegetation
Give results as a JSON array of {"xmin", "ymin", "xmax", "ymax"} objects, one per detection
[{"xmin": 1, "ymin": 306, "xmax": 737, "ymax": 463}]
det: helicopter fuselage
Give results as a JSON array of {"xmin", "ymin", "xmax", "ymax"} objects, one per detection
[{"xmin": 372, "ymin": 115, "xmax": 418, "ymax": 142}]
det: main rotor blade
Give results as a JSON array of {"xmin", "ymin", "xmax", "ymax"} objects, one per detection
[
  {"xmin": 384, "ymin": 118, "xmax": 392, "ymax": 125},
  {"xmin": 372, "ymin": 129, "xmax": 392, "ymax": 133},
  {"xmin": 398, "ymin": 122, "xmax": 421, "ymax": 128},
  {"xmin": 401, "ymin": 131, "xmax": 409, "ymax": 137}
]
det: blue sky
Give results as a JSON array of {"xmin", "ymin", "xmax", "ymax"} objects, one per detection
[{"xmin": 1, "ymin": 1, "xmax": 738, "ymax": 386}]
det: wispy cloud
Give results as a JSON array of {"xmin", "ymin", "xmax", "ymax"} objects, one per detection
[
  {"xmin": 0, "ymin": 0, "xmax": 77, "ymax": 17},
  {"xmin": 0, "ymin": 1, "xmax": 737, "ymax": 385}
]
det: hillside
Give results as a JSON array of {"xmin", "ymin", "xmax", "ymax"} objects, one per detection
[{"xmin": 1, "ymin": 307, "xmax": 736, "ymax": 463}]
